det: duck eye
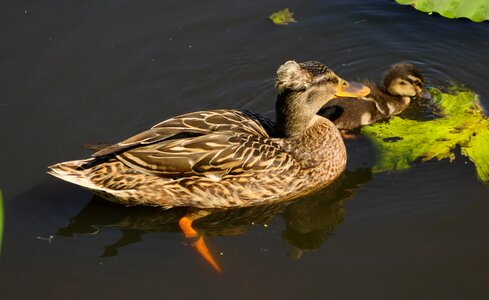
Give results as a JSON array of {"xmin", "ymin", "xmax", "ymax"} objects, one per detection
[{"xmin": 399, "ymin": 81, "xmax": 407, "ymax": 86}]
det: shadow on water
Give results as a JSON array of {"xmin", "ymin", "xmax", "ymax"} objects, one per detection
[{"xmin": 54, "ymin": 168, "xmax": 372, "ymax": 263}]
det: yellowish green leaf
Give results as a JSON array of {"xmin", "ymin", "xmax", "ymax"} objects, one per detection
[{"xmin": 269, "ymin": 8, "xmax": 297, "ymax": 25}]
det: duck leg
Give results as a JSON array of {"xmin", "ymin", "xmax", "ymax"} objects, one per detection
[{"xmin": 178, "ymin": 210, "xmax": 222, "ymax": 273}]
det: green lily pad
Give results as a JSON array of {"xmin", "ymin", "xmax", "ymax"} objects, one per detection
[
  {"xmin": 395, "ymin": 0, "xmax": 489, "ymax": 22},
  {"xmin": 361, "ymin": 86, "xmax": 489, "ymax": 185},
  {"xmin": 269, "ymin": 8, "xmax": 297, "ymax": 25}
]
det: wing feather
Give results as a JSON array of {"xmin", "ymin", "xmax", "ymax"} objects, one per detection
[
  {"xmin": 90, "ymin": 109, "xmax": 292, "ymax": 179},
  {"xmin": 116, "ymin": 132, "xmax": 296, "ymax": 178},
  {"xmin": 93, "ymin": 109, "xmax": 269, "ymax": 157}
]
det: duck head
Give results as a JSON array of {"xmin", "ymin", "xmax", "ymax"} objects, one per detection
[
  {"xmin": 275, "ymin": 60, "xmax": 370, "ymax": 137},
  {"xmin": 381, "ymin": 63, "xmax": 431, "ymax": 100}
]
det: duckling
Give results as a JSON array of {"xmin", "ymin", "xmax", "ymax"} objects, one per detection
[
  {"xmin": 318, "ymin": 63, "xmax": 429, "ymax": 130},
  {"xmin": 48, "ymin": 60, "xmax": 370, "ymax": 210}
]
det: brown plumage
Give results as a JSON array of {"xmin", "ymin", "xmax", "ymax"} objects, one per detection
[
  {"xmin": 48, "ymin": 60, "xmax": 369, "ymax": 209},
  {"xmin": 319, "ymin": 63, "xmax": 429, "ymax": 130}
]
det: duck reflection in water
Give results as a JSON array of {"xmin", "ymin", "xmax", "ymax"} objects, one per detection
[{"xmin": 56, "ymin": 168, "xmax": 371, "ymax": 271}]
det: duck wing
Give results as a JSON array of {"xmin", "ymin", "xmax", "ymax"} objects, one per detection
[
  {"xmin": 242, "ymin": 110, "xmax": 277, "ymax": 136},
  {"xmin": 116, "ymin": 131, "xmax": 294, "ymax": 178},
  {"xmin": 92, "ymin": 109, "xmax": 269, "ymax": 157}
]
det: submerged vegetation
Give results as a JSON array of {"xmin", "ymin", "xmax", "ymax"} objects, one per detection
[
  {"xmin": 362, "ymin": 86, "xmax": 489, "ymax": 184},
  {"xmin": 395, "ymin": 0, "xmax": 489, "ymax": 22}
]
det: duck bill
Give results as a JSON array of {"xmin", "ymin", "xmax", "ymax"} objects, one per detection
[{"xmin": 334, "ymin": 81, "xmax": 370, "ymax": 98}]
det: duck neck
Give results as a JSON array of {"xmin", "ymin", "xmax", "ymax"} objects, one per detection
[
  {"xmin": 379, "ymin": 83, "xmax": 411, "ymax": 105},
  {"xmin": 275, "ymin": 91, "xmax": 317, "ymax": 138},
  {"xmin": 275, "ymin": 89, "xmax": 346, "ymax": 174}
]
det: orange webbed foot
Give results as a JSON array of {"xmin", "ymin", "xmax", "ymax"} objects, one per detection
[
  {"xmin": 193, "ymin": 236, "xmax": 222, "ymax": 273},
  {"xmin": 178, "ymin": 215, "xmax": 222, "ymax": 273}
]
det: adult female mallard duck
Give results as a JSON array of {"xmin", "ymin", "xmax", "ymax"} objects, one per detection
[
  {"xmin": 49, "ymin": 60, "xmax": 369, "ymax": 272},
  {"xmin": 318, "ymin": 63, "xmax": 430, "ymax": 130},
  {"xmin": 48, "ymin": 60, "xmax": 369, "ymax": 210}
]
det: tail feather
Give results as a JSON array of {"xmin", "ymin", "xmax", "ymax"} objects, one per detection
[
  {"xmin": 47, "ymin": 157, "xmax": 244, "ymax": 208},
  {"xmin": 48, "ymin": 158, "xmax": 108, "ymax": 192}
]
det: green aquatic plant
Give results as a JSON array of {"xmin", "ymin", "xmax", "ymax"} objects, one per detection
[
  {"xmin": 361, "ymin": 86, "xmax": 489, "ymax": 184},
  {"xmin": 269, "ymin": 8, "xmax": 297, "ymax": 25},
  {"xmin": 0, "ymin": 190, "xmax": 3, "ymax": 255},
  {"xmin": 395, "ymin": 0, "xmax": 489, "ymax": 22}
]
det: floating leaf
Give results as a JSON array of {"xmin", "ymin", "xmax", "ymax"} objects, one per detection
[
  {"xmin": 395, "ymin": 0, "xmax": 489, "ymax": 22},
  {"xmin": 269, "ymin": 8, "xmax": 297, "ymax": 25},
  {"xmin": 361, "ymin": 86, "xmax": 489, "ymax": 184}
]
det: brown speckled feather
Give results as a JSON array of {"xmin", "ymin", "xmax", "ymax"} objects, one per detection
[
  {"xmin": 93, "ymin": 110, "xmax": 268, "ymax": 157},
  {"xmin": 117, "ymin": 131, "xmax": 294, "ymax": 178}
]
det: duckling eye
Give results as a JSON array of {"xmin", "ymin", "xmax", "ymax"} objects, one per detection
[{"xmin": 399, "ymin": 81, "xmax": 407, "ymax": 86}]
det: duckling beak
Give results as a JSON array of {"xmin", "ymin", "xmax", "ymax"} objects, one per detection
[
  {"xmin": 418, "ymin": 89, "xmax": 432, "ymax": 100},
  {"xmin": 334, "ymin": 81, "xmax": 370, "ymax": 98}
]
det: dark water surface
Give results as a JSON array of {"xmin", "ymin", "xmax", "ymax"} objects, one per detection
[{"xmin": 1, "ymin": 0, "xmax": 489, "ymax": 299}]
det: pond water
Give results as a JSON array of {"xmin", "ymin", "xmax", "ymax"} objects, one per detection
[{"xmin": 1, "ymin": 0, "xmax": 489, "ymax": 299}]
